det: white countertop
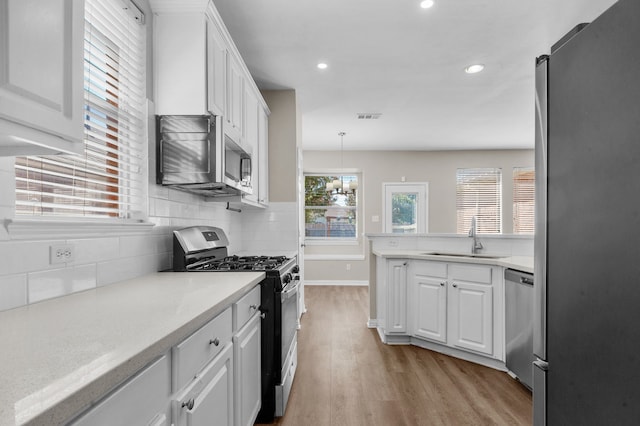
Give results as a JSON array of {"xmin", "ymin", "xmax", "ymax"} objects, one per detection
[
  {"xmin": 372, "ymin": 249, "xmax": 534, "ymax": 274},
  {"xmin": 0, "ymin": 271, "xmax": 265, "ymax": 426}
]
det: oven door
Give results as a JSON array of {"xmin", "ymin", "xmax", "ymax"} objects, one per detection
[
  {"xmin": 276, "ymin": 278, "xmax": 299, "ymax": 417},
  {"xmin": 280, "ymin": 278, "xmax": 299, "ymax": 367}
]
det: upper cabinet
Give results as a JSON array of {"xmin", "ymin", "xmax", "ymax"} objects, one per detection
[
  {"xmin": 151, "ymin": 0, "xmax": 270, "ymax": 207},
  {"xmin": 0, "ymin": 0, "xmax": 85, "ymax": 156},
  {"xmin": 207, "ymin": 19, "xmax": 226, "ymax": 117}
]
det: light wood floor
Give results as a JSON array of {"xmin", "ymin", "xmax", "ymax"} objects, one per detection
[{"xmin": 258, "ymin": 285, "xmax": 532, "ymax": 426}]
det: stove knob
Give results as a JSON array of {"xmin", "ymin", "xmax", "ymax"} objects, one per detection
[
  {"xmin": 283, "ymin": 273, "xmax": 292, "ymax": 284},
  {"xmin": 292, "ymin": 265, "xmax": 300, "ymax": 274}
]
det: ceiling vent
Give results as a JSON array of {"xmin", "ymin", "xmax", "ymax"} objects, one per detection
[{"xmin": 357, "ymin": 113, "xmax": 382, "ymax": 120}]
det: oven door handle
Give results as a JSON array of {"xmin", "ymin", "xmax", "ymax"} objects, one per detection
[{"xmin": 281, "ymin": 280, "xmax": 300, "ymax": 301}]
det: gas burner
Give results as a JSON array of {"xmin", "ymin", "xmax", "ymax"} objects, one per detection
[{"xmin": 187, "ymin": 255, "xmax": 291, "ymax": 272}]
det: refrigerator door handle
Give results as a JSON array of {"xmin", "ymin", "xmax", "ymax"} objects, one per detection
[{"xmin": 533, "ymin": 359, "xmax": 549, "ymax": 371}]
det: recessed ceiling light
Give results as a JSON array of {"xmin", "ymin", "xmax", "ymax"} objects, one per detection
[
  {"xmin": 420, "ymin": 0, "xmax": 434, "ymax": 9},
  {"xmin": 317, "ymin": 62, "xmax": 328, "ymax": 70},
  {"xmin": 465, "ymin": 64, "xmax": 485, "ymax": 74}
]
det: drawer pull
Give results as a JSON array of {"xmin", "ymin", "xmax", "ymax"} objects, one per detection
[
  {"xmin": 182, "ymin": 398, "xmax": 195, "ymax": 411},
  {"xmin": 250, "ymin": 304, "xmax": 259, "ymax": 310},
  {"xmin": 209, "ymin": 338, "xmax": 220, "ymax": 346}
]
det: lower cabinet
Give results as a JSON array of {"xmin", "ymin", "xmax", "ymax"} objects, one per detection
[
  {"xmin": 233, "ymin": 312, "xmax": 261, "ymax": 426},
  {"xmin": 69, "ymin": 355, "xmax": 171, "ymax": 426},
  {"xmin": 68, "ymin": 285, "xmax": 262, "ymax": 426},
  {"xmin": 173, "ymin": 344, "xmax": 234, "ymax": 426},
  {"xmin": 409, "ymin": 260, "xmax": 498, "ymax": 357},
  {"xmin": 375, "ymin": 257, "xmax": 503, "ymax": 363},
  {"xmin": 379, "ymin": 259, "xmax": 409, "ymax": 334}
]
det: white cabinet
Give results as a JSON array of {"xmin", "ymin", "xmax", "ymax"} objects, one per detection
[
  {"xmin": 70, "ymin": 355, "xmax": 171, "ymax": 426},
  {"xmin": 448, "ymin": 263, "xmax": 494, "ymax": 355},
  {"xmin": 173, "ymin": 344, "xmax": 234, "ymax": 426},
  {"xmin": 225, "ymin": 54, "xmax": 244, "ymax": 143},
  {"xmin": 232, "ymin": 285, "xmax": 261, "ymax": 426},
  {"xmin": 233, "ymin": 313, "xmax": 261, "ymax": 426},
  {"xmin": 0, "ymin": 0, "xmax": 85, "ymax": 156},
  {"xmin": 151, "ymin": 1, "xmax": 270, "ymax": 206},
  {"xmin": 173, "ymin": 308, "xmax": 233, "ymax": 391},
  {"xmin": 383, "ymin": 259, "xmax": 409, "ymax": 334},
  {"xmin": 206, "ymin": 18, "xmax": 227, "ymax": 116},
  {"xmin": 408, "ymin": 260, "xmax": 498, "ymax": 357},
  {"xmin": 153, "ymin": 12, "xmax": 208, "ymax": 115},
  {"xmin": 257, "ymin": 107, "xmax": 269, "ymax": 205},
  {"xmin": 411, "ymin": 261, "xmax": 447, "ymax": 343},
  {"xmin": 172, "ymin": 307, "xmax": 235, "ymax": 426}
]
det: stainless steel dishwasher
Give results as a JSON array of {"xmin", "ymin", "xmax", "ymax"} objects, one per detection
[{"xmin": 505, "ymin": 268, "xmax": 534, "ymax": 390}]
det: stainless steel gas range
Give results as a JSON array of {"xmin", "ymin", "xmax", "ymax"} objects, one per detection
[{"xmin": 172, "ymin": 226, "xmax": 299, "ymax": 423}]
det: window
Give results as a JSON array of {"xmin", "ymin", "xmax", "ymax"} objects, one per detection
[
  {"xmin": 456, "ymin": 168, "xmax": 502, "ymax": 234},
  {"xmin": 383, "ymin": 183, "xmax": 428, "ymax": 234},
  {"xmin": 513, "ymin": 167, "xmax": 535, "ymax": 234},
  {"xmin": 14, "ymin": 0, "xmax": 146, "ymax": 220},
  {"xmin": 305, "ymin": 174, "xmax": 358, "ymax": 239}
]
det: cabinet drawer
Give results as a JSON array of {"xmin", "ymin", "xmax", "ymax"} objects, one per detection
[
  {"xmin": 450, "ymin": 264, "xmax": 492, "ymax": 284},
  {"xmin": 234, "ymin": 285, "xmax": 261, "ymax": 330},
  {"xmin": 70, "ymin": 355, "xmax": 170, "ymax": 426},
  {"xmin": 173, "ymin": 307, "xmax": 233, "ymax": 391},
  {"xmin": 412, "ymin": 261, "xmax": 447, "ymax": 278}
]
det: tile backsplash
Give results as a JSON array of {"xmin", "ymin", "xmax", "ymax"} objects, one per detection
[{"xmin": 0, "ymin": 153, "xmax": 298, "ymax": 311}]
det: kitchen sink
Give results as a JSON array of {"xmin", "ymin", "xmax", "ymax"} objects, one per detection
[{"xmin": 420, "ymin": 252, "xmax": 506, "ymax": 259}]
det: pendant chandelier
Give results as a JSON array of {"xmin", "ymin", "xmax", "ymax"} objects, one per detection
[{"xmin": 325, "ymin": 132, "xmax": 358, "ymax": 195}]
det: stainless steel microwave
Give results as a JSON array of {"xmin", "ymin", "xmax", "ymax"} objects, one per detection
[{"xmin": 156, "ymin": 114, "xmax": 252, "ymax": 197}]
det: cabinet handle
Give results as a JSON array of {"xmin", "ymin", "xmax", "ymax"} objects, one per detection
[
  {"xmin": 250, "ymin": 304, "xmax": 259, "ymax": 310},
  {"xmin": 452, "ymin": 283, "xmax": 458, "ymax": 288},
  {"xmin": 182, "ymin": 398, "xmax": 195, "ymax": 411},
  {"xmin": 403, "ymin": 262, "xmax": 408, "ymax": 266},
  {"xmin": 440, "ymin": 281, "xmax": 446, "ymax": 287},
  {"xmin": 260, "ymin": 312, "xmax": 266, "ymax": 319},
  {"xmin": 209, "ymin": 338, "xmax": 220, "ymax": 346}
]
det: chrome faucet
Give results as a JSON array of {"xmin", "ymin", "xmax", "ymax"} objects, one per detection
[{"xmin": 468, "ymin": 216, "xmax": 484, "ymax": 254}]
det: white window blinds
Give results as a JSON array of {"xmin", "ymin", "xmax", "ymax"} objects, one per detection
[
  {"xmin": 456, "ymin": 168, "xmax": 502, "ymax": 234},
  {"xmin": 15, "ymin": 0, "xmax": 146, "ymax": 220},
  {"xmin": 513, "ymin": 167, "xmax": 535, "ymax": 234}
]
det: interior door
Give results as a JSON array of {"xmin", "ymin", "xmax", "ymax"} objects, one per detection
[{"xmin": 383, "ymin": 183, "xmax": 428, "ymax": 233}]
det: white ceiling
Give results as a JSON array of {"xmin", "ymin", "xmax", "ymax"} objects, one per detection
[{"xmin": 213, "ymin": 0, "xmax": 617, "ymax": 151}]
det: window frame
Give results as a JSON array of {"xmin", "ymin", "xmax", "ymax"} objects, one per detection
[
  {"xmin": 304, "ymin": 173, "xmax": 360, "ymax": 243},
  {"xmin": 456, "ymin": 167, "xmax": 503, "ymax": 235},
  {"xmin": 512, "ymin": 167, "xmax": 535, "ymax": 235}
]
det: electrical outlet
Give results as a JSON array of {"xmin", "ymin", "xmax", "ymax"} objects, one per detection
[{"xmin": 50, "ymin": 244, "xmax": 75, "ymax": 264}]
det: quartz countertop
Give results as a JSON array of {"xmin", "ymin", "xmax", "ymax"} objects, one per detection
[
  {"xmin": 0, "ymin": 271, "xmax": 265, "ymax": 426},
  {"xmin": 372, "ymin": 249, "xmax": 534, "ymax": 274}
]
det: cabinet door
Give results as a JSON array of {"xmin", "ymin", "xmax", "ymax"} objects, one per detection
[
  {"xmin": 233, "ymin": 313, "xmax": 261, "ymax": 426},
  {"xmin": 257, "ymin": 107, "xmax": 269, "ymax": 205},
  {"xmin": 449, "ymin": 280, "xmax": 493, "ymax": 355},
  {"xmin": 241, "ymin": 89, "xmax": 259, "ymax": 204},
  {"xmin": 154, "ymin": 12, "xmax": 207, "ymax": 115},
  {"xmin": 225, "ymin": 55, "xmax": 244, "ymax": 140},
  {"xmin": 386, "ymin": 260, "xmax": 408, "ymax": 333},
  {"xmin": 0, "ymin": 0, "xmax": 84, "ymax": 155},
  {"xmin": 413, "ymin": 274, "xmax": 447, "ymax": 343},
  {"xmin": 175, "ymin": 344, "xmax": 234, "ymax": 426},
  {"xmin": 206, "ymin": 18, "xmax": 226, "ymax": 116}
]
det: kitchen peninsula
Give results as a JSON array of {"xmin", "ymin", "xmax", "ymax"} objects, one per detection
[{"xmin": 369, "ymin": 233, "xmax": 533, "ymax": 371}]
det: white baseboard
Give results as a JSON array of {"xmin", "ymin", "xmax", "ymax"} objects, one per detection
[
  {"xmin": 367, "ymin": 319, "xmax": 378, "ymax": 328},
  {"xmin": 304, "ymin": 280, "xmax": 369, "ymax": 287}
]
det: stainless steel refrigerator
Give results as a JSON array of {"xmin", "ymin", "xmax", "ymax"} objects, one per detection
[{"xmin": 534, "ymin": 0, "xmax": 640, "ymax": 424}]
